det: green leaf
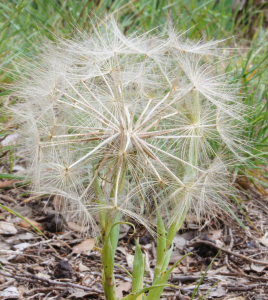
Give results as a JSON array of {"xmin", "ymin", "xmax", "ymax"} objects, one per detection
[
  {"xmin": 0, "ymin": 204, "xmax": 43, "ymax": 235},
  {"xmin": 191, "ymin": 249, "xmax": 221, "ymax": 299},
  {"xmin": 121, "ymin": 284, "xmax": 178, "ymax": 300},
  {"xmin": 110, "ymin": 213, "xmax": 121, "ymax": 255},
  {"xmin": 160, "ymin": 243, "xmax": 173, "ymax": 273},
  {"xmin": 132, "ymin": 240, "xmax": 145, "ymax": 297},
  {"xmin": 154, "ymin": 211, "xmax": 166, "ymax": 278},
  {"xmin": 147, "ymin": 253, "xmax": 192, "ymax": 300},
  {"xmin": 0, "ymin": 173, "xmax": 26, "ymax": 180}
]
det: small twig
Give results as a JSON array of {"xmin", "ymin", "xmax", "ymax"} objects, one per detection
[
  {"xmin": 227, "ymin": 283, "xmax": 268, "ymax": 291},
  {"xmin": 55, "ymin": 287, "xmax": 69, "ymax": 300},
  {"xmin": 225, "ymin": 227, "xmax": 234, "ymax": 265},
  {"xmin": 188, "ymin": 240, "xmax": 268, "ymax": 266},
  {"xmin": 24, "ymin": 287, "xmax": 65, "ymax": 296},
  {"xmin": 0, "ymin": 270, "xmax": 103, "ymax": 294},
  {"xmin": 0, "ymin": 279, "xmax": 15, "ymax": 291},
  {"xmin": 23, "ymin": 239, "xmax": 54, "ymax": 249},
  {"xmin": 0, "ymin": 250, "xmax": 44, "ymax": 260},
  {"xmin": 171, "ymin": 275, "xmax": 199, "ymax": 283},
  {"xmin": 0, "ymin": 194, "xmax": 16, "ymax": 202}
]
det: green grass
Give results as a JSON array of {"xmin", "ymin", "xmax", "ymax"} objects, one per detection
[{"xmin": 0, "ymin": 0, "xmax": 268, "ymax": 185}]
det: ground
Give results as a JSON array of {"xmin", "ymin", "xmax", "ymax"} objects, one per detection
[{"xmin": 1, "ymin": 174, "xmax": 268, "ymax": 300}]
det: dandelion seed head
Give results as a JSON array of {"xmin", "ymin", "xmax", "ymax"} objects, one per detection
[{"xmin": 10, "ymin": 17, "xmax": 250, "ymax": 234}]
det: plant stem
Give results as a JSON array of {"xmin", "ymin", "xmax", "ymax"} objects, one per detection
[
  {"xmin": 101, "ymin": 160, "xmax": 127, "ymax": 300},
  {"xmin": 102, "ymin": 226, "xmax": 118, "ymax": 300}
]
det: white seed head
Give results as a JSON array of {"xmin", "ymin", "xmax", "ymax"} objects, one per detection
[{"xmin": 11, "ymin": 17, "xmax": 249, "ymax": 232}]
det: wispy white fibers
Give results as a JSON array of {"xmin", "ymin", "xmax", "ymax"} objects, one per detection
[{"xmin": 10, "ymin": 17, "xmax": 249, "ymax": 233}]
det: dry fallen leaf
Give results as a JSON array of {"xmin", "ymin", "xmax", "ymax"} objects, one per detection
[
  {"xmin": 0, "ymin": 286, "xmax": 20, "ymax": 299},
  {"xmin": 72, "ymin": 238, "xmax": 95, "ymax": 254},
  {"xmin": 170, "ymin": 249, "xmax": 184, "ymax": 264},
  {"xmin": 79, "ymin": 262, "xmax": 90, "ymax": 272},
  {"xmin": 67, "ymin": 221, "xmax": 88, "ymax": 233},
  {"xmin": 117, "ymin": 246, "xmax": 127, "ymax": 255},
  {"xmin": 201, "ymin": 230, "xmax": 222, "ymax": 242},
  {"xmin": 209, "ymin": 287, "xmax": 226, "ymax": 298},
  {"xmin": 0, "ymin": 221, "xmax": 17, "ymax": 235},
  {"xmin": 20, "ymin": 217, "xmax": 44, "ymax": 231},
  {"xmin": 17, "ymin": 232, "xmax": 34, "ymax": 240},
  {"xmin": 13, "ymin": 242, "xmax": 31, "ymax": 251},
  {"xmin": 17, "ymin": 285, "xmax": 27, "ymax": 296},
  {"xmin": 258, "ymin": 232, "xmax": 268, "ymax": 247},
  {"xmin": 126, "ymin": 253, "xmax": 134, "ymax": 270},
  {"xmin": 67, "ymin": 221, "xmax": 82, "ymax": 232},
  {"xmin": 119, "ymin": 223, "xmax": 131, "ymax": 239},
  {"xmin": 36, "ymin": 273, "xmax": 51, "ymax": 279},
  {"xmin": 251, "ymin": 263, "xmax": 266, "ymax": 273},
  {"xmin": 116, "ymin": 280, "xmax": 132, "ymax": 300},
  {"xmin": 173, "ymin": 234, "xmax": 186, "ymax": 248},
  {"xmin": 0, "ymin": 180, "xmax": 14, "ymax": 189},
  {"xmin": 170, "ymin": 249, "xmax": 195, "ymax": 265},
  {"xmin": 228, "ymin": 297, "xmax": 244, "ymax": 300}
]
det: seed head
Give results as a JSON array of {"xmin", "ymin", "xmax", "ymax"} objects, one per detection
[{"xmin": 11, "ymin": 17, "xmax": 248, "ymax": 233}]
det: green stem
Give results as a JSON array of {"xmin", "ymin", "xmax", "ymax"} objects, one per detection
[
  {"xmin": 102, "ymin": 227, "xmax": 117, "ymax": 300},
  {"xmin": 102, "ymin": 160, "xmax": 128, "ymax": 300}
]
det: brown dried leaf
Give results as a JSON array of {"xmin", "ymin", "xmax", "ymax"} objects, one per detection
[
  {"xmin": 67, "ymin": 221, "xmax": 82, "ymax": 232},
  {"xmin": 200, "ymin": 230, "xmax": 222, "ymax": 242},
  {"xmin": 20, "ymin": 217, "xmax": 44, "ymax": 231},
  {"xmin": 116, "ymin": 281, "xmax": 132, "ymax": 300},
  {"xmin": 72, "ymin": 238, "xmax": 95, "ymax": 254},
  {"xmin": 0, "ymin": 180, "xmax": 14, "ymax": 188},
  {"xmin": 67, "ymin": 221, "xmax": 89, "ymax": 233}
]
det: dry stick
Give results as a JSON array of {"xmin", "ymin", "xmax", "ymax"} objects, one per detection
[
  {"xmin": 227, "ymin": 283, "xmax": 268, "ymax": 292},
  {"xmin": 227, "ymin": 258, "xmax": 268, "ymax": 282},
  {"xmin": 55, "ymin": 288, "xmax": 69, "ymax": 300},
  {"xmin": 24, "ymin": 287, "xmax": 66, "ymax": 296},
  {"xmin": 188, "ymin": 240, "xmax": 268, "ymax": 266},
  {"xmin": 0, "ymin": 271, "xmax": 103, "ymax": 294},
  {"xmin": 0, "ymin": 279, "xmax": 16, "ymax": 291},
  {"xmin": 225, "ymin": 227, "xmax": 234, "ymax": 266}
]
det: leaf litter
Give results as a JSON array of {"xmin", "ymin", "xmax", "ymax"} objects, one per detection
[{"xmin": 0, "ymin": 175, "xmax": 268, "ymax": 299}]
